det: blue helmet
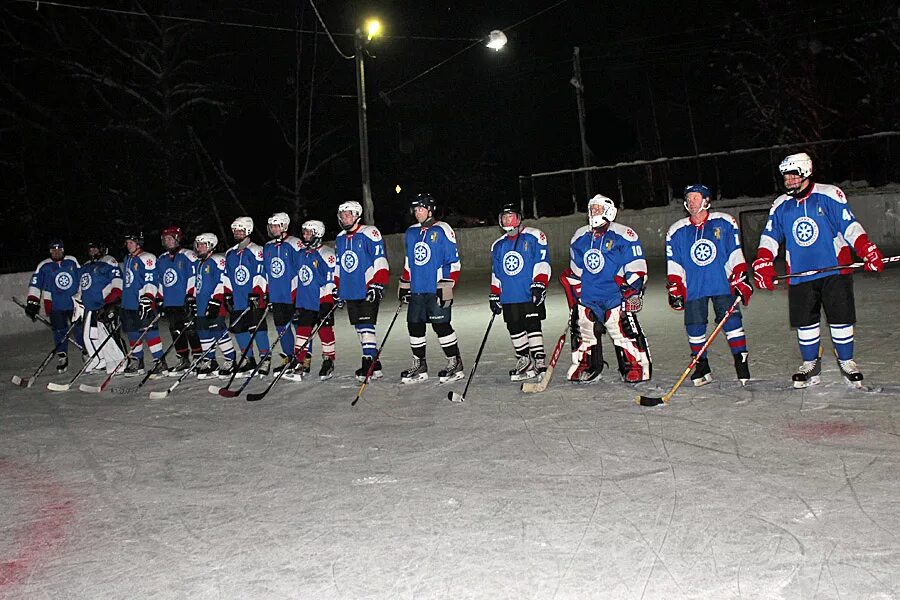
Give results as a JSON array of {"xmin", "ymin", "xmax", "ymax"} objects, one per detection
[{"xmin": 683, "ymin": 184, "xmax": 711, "ymax": 214}]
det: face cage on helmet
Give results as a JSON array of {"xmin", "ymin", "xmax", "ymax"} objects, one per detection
[{"xmin": 683, "ymin": 194, "xmax": 710, "ymax": 215}]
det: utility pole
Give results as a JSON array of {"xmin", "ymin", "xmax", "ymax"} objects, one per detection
[
  {"xmin": 355, "ymin": 30, "xmax": 375, "ymax": 225},
  {"xmin": 571, "ymin": 46, "xmax": 593, "ymax": 200}
]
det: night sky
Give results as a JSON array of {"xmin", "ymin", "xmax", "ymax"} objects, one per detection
[{"xmin": 1, "ymin": 0, "xmax": 897, "ymax": 267}]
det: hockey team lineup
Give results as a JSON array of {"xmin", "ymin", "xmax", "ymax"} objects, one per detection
[{"xmin": 12, "ymin": 152, "xmax": 896, "ymax": 406}]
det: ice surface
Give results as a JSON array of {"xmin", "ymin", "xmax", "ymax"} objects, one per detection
[{"xmin": 2, "ymin": 266, "xmax": 899, "ymax": 599}]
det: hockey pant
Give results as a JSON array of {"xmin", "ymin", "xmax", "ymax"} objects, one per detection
[
  {"xmin": 81, "ymin": 311, "xmax": 125, "ymax": 373},
  {"xmin": 568, "ymin": 304, "xmax": 651, "ymax": 382}
]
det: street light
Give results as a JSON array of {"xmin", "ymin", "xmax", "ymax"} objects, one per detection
[{"xmin": 355, "ymin": 19, "xmax": 381, "ymax": 225}]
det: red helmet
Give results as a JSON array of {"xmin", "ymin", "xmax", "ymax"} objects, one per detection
[{"xmin": 161, "ymin": 226, "xmax": 184, "ymax": 244}]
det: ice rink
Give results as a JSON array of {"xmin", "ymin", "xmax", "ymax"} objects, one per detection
[{"xmin": 2, "ymin": 266, "xmax": 899, "ymax": 599}]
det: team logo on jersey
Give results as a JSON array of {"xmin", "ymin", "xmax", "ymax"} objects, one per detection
[
  {"xmin": 55, "ymin": 272, "xmax": 74, "ymax": 291},
  {"xmin": 341, "ymin": 251, "xmax": 359, "ymax": 273},
  {"xmin": 80, "ymin": 273, "xmax": 92, "ymax": 290},
  {"xmin": 690, "ymin": 239, "xmax": 717, "ymax": 267},
  {"xmin": 714, "ymin": 227, "xmax": 721, "ymax": 240},
  {"xmin": 163, "ymin": 268, "xmax": 178, "ymax": 287},
  {"xmin": 502, "ymin": 251, "xmax": 524, "ymax": 276},
  {"xmin": 605, "ymin": 239, "xmax": 614, "ymax": 251},
  {"xmin": 413, "ymin": 241, "xmax": 431, "ymax": 266},
  {"xmin": 792, "ymin": 216, "xmax": 819, "ymax": 247},
  {"xmin": 299, "ymin": 265, "xmax": 313, "ymax": 286},
  {"xmin": 270, "ymin": 257, "xmax": 286, "ymax": 279},
  {"xmin": 430, "ymin": 232, "xmax": 437, "ymax": 242},
  {"xmin": 584, "ymin": 248, "xmax": 605, "ymax": 274},
  {"xmin": 196, "ymin": 275, "xmax": 203, "ymax": 292},
  {"xmin": 234, "ymin": 265, "xmax": 250, "ymax": 286},
  {"xmin": 124, "ymin": 269, "xmax": 134, "ymax": 287}
]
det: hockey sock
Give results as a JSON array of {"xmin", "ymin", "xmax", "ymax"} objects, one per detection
[
  {"xmin": 147, "ymin": 332, "xmax": 164, "ymax": 360},
  {"xmin": 408, "ymin": 323, "xmax": 427, "ymax": 359},
  {"xmin": 217, "ymin": 335, "xmax": 236, "ymax": 361},
  {"xmin": 525, "ymin": 320, "xmax": 545, "ymax": 358},
  {"xmin": 508, "ymin": 322, "xmax": 529, "ymax": 356},
  {"xmin": 127, "ymin": 331, "xmax": 144, "ymax": 361},
  {"xmin": 235, "ymin": 332, "xmax": 253, "ymax": 359},
  {"xmin": 830, "ymin": 323, "xmax": 854, "ymax": 360},
  {"xmin": 276, "ymin": 324, "xmax": 293, "ymax": 356},
  {"xmin": 433, "ymin": 323, "xmax": 459, "ymax": 357},
  {"xmin": 723, "ymin": 313, "xmax": 748, "ymax": 354},
  {"xmin": 356, "ymin": 324, "xmax": 377, "ymax": 358},
  {"xmin": 686, "ymin": 323, "xmax": 708, "ymax": 359},
  {"xmin": 294, "ymin": 325, "xmax": 312, "ymax": 358},
  {"xmin": 253, "ymin": 328, "xmax": 271, "ymax": 354},
  {"xmin": 318, "ymin": 326, "xmax": 336, "ymax": 359},
  {"xmin": 797, "ymin": 323, "xmax": 821, "ymax": 361}
]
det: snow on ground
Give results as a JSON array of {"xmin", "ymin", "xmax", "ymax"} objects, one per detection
[{"xmin": 2, "ymin": 265, "xmax": 899, "ymax": 599}]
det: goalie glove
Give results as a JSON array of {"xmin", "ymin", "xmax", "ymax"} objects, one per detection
[{"xmin": 620, "ymin": 285, "xmax": 643, "ymax": 313}]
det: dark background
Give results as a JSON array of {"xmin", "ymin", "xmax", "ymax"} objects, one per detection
[{"xmin": 2, "ymin": 0, "xmax": 898, "ymax": 268}]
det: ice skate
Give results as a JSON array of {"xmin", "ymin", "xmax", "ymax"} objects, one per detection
[
  {"xmin": 837, "ymin": 357, "xmax": 864, "ymax": 388},
  {"xmin": 792, "ymin": 357, "xmax": 821, "ymax": 389},
  {"xmin": 690, "ymin": 356, "xmax": 713, "ymax": 387},
  {"xmin": 509, "ymin": 355, "xmax": 537, "ymax": 382},
  {"xmin": 234, "ymin": 357, "xmax": 257, "ymax": 379},
  {"xmin": 122, "ymin": 357, "xmax": 145, "ymax": 377},
  {"xmin": 168, "ymin": 354, "xmax": 191, "ymax": 377},
  {"xmin": 196, "ymin": 358, "xmax": 219, "ymax": 380},
  {"xmin": 56, "ymin": 352, "xmax": 68, "ymax": 374},
  {"xmin": 216, "ymin": 359, "xmax": 234, "ymax": 379},
  {"xmin": 356, "ymin": 356, "xmax": 383, "ymax": 382},
  {"xmin": 400, "ymin": 356, "xmax": 428, "ymax": 384},
  {"xmin": 438, "ymin": 355, "xmax": 465, "ymax": 384},
  {"xmin": 318, "ymin": 357, "xmax": 335, "ymax": 381},
  {"xmin": 258, "ymin": 356, "xmax": 271, "ymax": 377},
  {"xmin": 149, "ymin": 357, "xmax": 169, "ymax": 380},
  {"xmin": 733, "ymin": 352, "xmax": 750, "ymax": 386},
  {"xmin": 272, "ymin": 353, "xmax": 291, "ymax": 375},
  {"xmin": 283, "ymin": 356, "xmax": 310, "ymax": 382},
  {"xmin": 532, "ymin": 353, "xmax": 547, "ymax": 375}
]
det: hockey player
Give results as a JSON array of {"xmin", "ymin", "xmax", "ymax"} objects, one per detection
[
  {"xmin": 223, "ymin": 217, "xmax": 271, "ymax": 378},
  {"xmin": 752, "ymin": 152, "xmax": 884, "ymax": 388},
  {"xmin": 284, "ymin": 220, "xmax": 337, "ymax": 382},
  {"xmin": 263, "ymin": 212, "xmax": 303, "ymax": 374},
  {"xmin": 334, "ymin": 201, "xmax": 390, "ymax": 382},
  {"xmin": 25, "ymin": 239, "xmax": 83, "ymax": 373},
  {"xmin": 489, "ymin": 204, "xmax": 550, "ymax": 382},
  {"xmin": 120, "ymin": 233, "xmax": 166, "ymax": 376},
  {"xmin": 157, "ymin": 226, "xmax": 202, "ymax": 375},
  {"xmin": 666, "ymin": 184, "xmax": 753, "ymax": 386},
  {"xmin": 190, "ymin": 233, "xmax": 238, "ymax": 379},
  {"xmin": 564, "ymin": 194, "xmax": 651, "ymax": 383},
  {"xmin": 74, "ymin": 241, "xmax": 125, "ymax": 373},
  {"xmin": 397, "ymin": 194, "xmax": 463, "ymax": 384}
]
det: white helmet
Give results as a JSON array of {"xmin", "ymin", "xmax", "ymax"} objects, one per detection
[
  {"xmin": 231, "ymin": 216, "xmax": 254, "ymax": 237},
  {"xmin": 301, "ymin": 219, "xmax": 326, "ymax": 248},
  {"xmin": 267, "ymin": 212, "xmax": 290, "ymax": 238},
  {"xmin": 587, "ymin": 194, "xmax": 617, "ymax": 228},
  {"xmin": 194, "ymin": 232, "xmax": 218, "ymax": 256},
  {"xmin": 337, "ymin": 201, "xmax": 363, "ymax": 230},
  {"xmin": 778, "ymin": 152, "xmax": 813, "ymax": 178}
]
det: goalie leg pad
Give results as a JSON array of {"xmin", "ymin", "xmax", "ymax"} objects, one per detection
[
  {"xmin": 567, "ymin": 304, "xmax": 601, "ymax": 381},
  {"xmin": 605, "ymin": 306, "xmax": 652, "ymax": 382}
]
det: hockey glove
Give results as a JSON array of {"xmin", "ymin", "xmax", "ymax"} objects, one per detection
[
  {"xmin": 729, "ymin": 269, "xmax": 753, "ymax": 306},
  {"xmin": 398, "ymin": 279, "xmax": 411, "ymax": 304},
  {"xmin": 437, "ymin": 279, "xmax": 454, "ymax": 308},
  {"xmin": 138, "ymin": 295, "xmax": 156, "ymax": 320},
  {"xmin": 24, "ymin": 298, "xmax": 39, "ymax": 321},
  {"xmin": 620, "ymin": 286, "xmax": 643, "ymax": 313},
  {"xmin": 184, "ymin": 294, "xmax": 196, "ymax": 316},
  {"xmin": 332, "ymin": 286, "xmax": 344, "ymax": 308},
  {"xmin": 223, "ymin": 292, "xmax": 234, "ymax": 313},
  {"xmin": 751, "ymin": 256, "xmax": 776, "ymax": 291},
  {"xmin": 365, "ymin": 283, "xmax": 384, "ymax": 304},
  {"xmin": 665, "ymin": 277, "xmax": 686, "ymax": 311},
  {"xmin": 98, "ymin": 300, "xmax": 120, "ymax": 324},
  {"xmin": 205, "ymin": 298, "xmax": 222, "ymax": 319},
  {"xmin": 248, "ymin": 292, "xmax": 263, "ymax": 310},
  {"xmin": 530, "ymin": 282, "xmax": 547, "ymax": 306},
  {"xmin": 488, "ymin": 293, "xmax": 502, "ymax": 315},
  {"xmin": 854, "ymin": 236, "xmax": 884, "ymax": 273},
  {"xmin": 291, "ymin": 307, "xmax": 304, "ymax": 326}
]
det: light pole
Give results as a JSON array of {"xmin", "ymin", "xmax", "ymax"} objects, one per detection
[{"xmin": 355, "ymin": 19, "xmax": 380, "ymax": 225}]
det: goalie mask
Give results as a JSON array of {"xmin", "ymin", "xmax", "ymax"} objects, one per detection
[{"xmin": 587, "ymin": 194, "xmax": 617, "ymax": 229}]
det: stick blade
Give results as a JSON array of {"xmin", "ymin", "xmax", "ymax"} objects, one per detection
[
  {"xmin": 47, "ymin": 382, "xmax": 71, "ymax": 392},
  {"xmin": 207, "ymin": 385, "xmax": 224, "ymax": 395},
  {"xmin": 636, "ymin": 395, "xmax": 667, "ymax": 407},
  {"xmin": 447, "ymin": 391, "xmax": 465, "ymax": 403},
  {"xmin": 245, "ymin": 391, "xmax": 266, "ymax": 402},
  {"xmin": 217, "ymin": 387, "xmax": 240, "ymax": 398},
  {"xmin": 148, "ymin": 390, "xmax": 170, "ymax": 400},
  {"xmin": 78, "ymin": 383, "xmax": 103, "ymax": 393},
  {"xmin": 521, "ymin": 368, "xmax": 553, "ymax": 393},
  {"xmin": 11, "ymin": 375, "xmax": 26, "ymax": 387}
]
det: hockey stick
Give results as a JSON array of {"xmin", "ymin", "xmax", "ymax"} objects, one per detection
[
  {"xmin": 216, "ymin": 314, "xmax": 295, "ymax": 398},
  {"xmin": 208, "ymin": 304, "xmax": 273, "ymax": 394},
  {"xmin": 11, "ymin": 318, "xmax": 83, "ymax": 388},
  {"xmin": 636, "ymin": 296, "xmax": 741, "ymax": 407},
  {"xmin": 521, "ymin": 322, "xmax": 569, "ymax": 393},
  {"xmin": 448, "ymin": 312, "xmax": 497, "ymax": 403},
  {"xmin": 12, "ymin": 296, "xmax": 85, "ymax": 351},
  {"xmin": 149, "ymin": 306, "xmax": 252, "ymax": 400},
  {"xmin": 773, "ymin": 255, "xmax": 900, "ymax": 283},
  {"xmin": 246, "ymin": 304, "xmax": 340, "ymax": 402},
  {"xmin": 351, "ymin": 301, "xmax": 405, "ymax": 407},
  {"xmin": 78, "ymin": 312, "xmax": 163, "ymax": 393},
  {"xmin": 47, "ymin": 321, "xmax": 121, "ymax": 391},
  {"xmin": 107, "ymin": 313, "xmax": 198, "ymax": 395}
]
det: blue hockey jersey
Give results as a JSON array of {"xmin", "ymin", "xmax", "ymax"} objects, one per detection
[
  {"xmin": 122, "ymin": 251, "xmax": 158, "ymax": 310},
  {"xmin": 193, "ymin": 254, "xmax": 227, "ymax": 316},
  {"xmin": 263, "ymin": 236, "xmax": 303, "ymax": 304},
  {"xmin": 490, "ymin": 227, "xmax": 550, "ymax": 303},
  {"xmin": 335, "ymin": 225, "xmax": 389, "ymax": 301},
  {"xmin": 666, "ymin": 212, "xmax": 747, "ymax": 301},
  {"xmin": 223, "ymin": 241, "xmax": 267, "ymax": 311},
  {"xmin": 402, "ymin": 221, "xmax": 461, "ymax": 293},
  {"xmin": 570, "ymin": 222, "xmax": 646, "ymax": 312},
  {"xmin": 77, "ymin": 256, "xmax": 122, "ymax": 311},
  {"xmin": 157, "ymin": 248, "xmax": 198, "ymax": 307},
  {"xmin": 295, "ymin": 247, "xmax": 332, "ymax": 311},
  {"xmin": 27, "ymin": 255, "xmax": 81, "ymax": 313}
]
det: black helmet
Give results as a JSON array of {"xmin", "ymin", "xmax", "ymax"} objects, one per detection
[
  {"xmin": 87, "ymin": 240, "xmax": 109, "ymax": 256},
  {"xmin": 411, "ymin": 193, "xmax": 436, "ymax": 213},
  {"xmin": 123, "ymin": 232, "xmax": 144, "ymax": 246},
  {"xmin": 48, "ymin": 238, "xmax": 64, "ymax": 250}
]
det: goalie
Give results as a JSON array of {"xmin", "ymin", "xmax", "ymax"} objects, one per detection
[{"xmin": 564, "ymin": 194, "xmax": 652, "ymax": 383}]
